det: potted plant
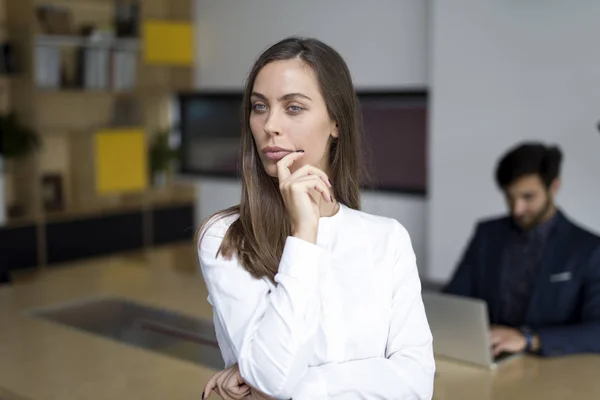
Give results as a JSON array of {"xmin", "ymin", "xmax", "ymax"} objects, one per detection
[
  {"xmin": 0, "ymin": 111, "xmax": 40, "ymax": 159},
  {"xmin": 149, "ymin": 127, "xmax": 179, "ymax": 187},
  {"xmin": 0, "ymin": 111, "xmax": 41, "ymax": 219}
]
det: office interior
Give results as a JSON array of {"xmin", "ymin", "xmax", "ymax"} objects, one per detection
[{"xmin": 1, "ymin": 1, "xmax": 599, "ymax": 399}]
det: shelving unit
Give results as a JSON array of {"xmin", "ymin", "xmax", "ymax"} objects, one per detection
[
  {"xmin": 1, "ymin": 0, "xmax": 196, "ymax": 271},
  {"xmin": 0, "ymin": 0, "xmax": 11, "ymax": 228},
  {"xmin": 0, "ymin": 0, "xmax": 6, "ymax": 110}
]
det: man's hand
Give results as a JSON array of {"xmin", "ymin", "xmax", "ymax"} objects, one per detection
[
  {"xmin": 203, "ymin": 364, "xmax": 250, "ymax": 400},
  {"xmin": 489, "ymin": 325, "xmax": 527, "ymax": 356}
]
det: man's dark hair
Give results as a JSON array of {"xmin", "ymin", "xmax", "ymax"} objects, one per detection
[{"xmin": 495, "ymin": 142, "xmax": 563, "ymax": 188}]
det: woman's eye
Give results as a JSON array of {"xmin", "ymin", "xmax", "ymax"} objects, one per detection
[
  {"xmin": 252, "ymin": 103, "xmax": 267, "ymax": 112},
  {"xmin": 288, "ymin": 105, "xmax": 303, "ymax": 113}
]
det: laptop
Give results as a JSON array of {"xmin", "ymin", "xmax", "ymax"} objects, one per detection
[{"xmin": 422, "ymin": 291, "xmax": 520, "ymax": 369}]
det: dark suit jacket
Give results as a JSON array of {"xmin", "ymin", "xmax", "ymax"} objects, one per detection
[
  {"xmin": 443, "ymin": 210, "xmax": 600, "ymax": 357},
  {"xmin": 0, "ymin": 268, "xmax": 10, "ymax": 284}
]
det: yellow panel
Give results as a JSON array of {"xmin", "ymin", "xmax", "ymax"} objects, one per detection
[
  {"xmin": 143, "ymin": 20, "xmax": 194, "ymax": 66},
  {"xmin": 95, "ymin": 128, "xmax": 148, "ymax": 194}
]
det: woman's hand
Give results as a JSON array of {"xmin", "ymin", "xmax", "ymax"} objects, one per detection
[
  {"xmin": 203, "ymin": 364, "xmax": 276, "ymax": 400},
  {"xmin": 277, "ymin": 151, "xmax": 332, "ymax": 243},
  {"xmin": 203, "ymin": 364, "xmax": 250, "ymax": 400}
]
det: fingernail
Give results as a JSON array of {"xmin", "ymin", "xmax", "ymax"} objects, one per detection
[{"xmin": 296, "ymin": 150, "xmax": 304, "ymax": 153}]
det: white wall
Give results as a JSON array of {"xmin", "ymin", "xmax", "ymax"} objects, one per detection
[
  {"xmin": 192, "ymin": 0, "xmax": 430, "ymax": 271},
  {"xmin": 194, "ymin": 0, "xmax": 429, "ymax": 90},
  {"xmin": 428, "ymin": 0, "xmax": 600, "ymax": 283}
]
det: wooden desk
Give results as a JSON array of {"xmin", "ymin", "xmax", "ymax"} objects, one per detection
[
  {"xmin": 0, "ymin": 255, "xmax": 214, "ymax": 400},
  {"xmin": 434, "ymin": 354, "xmax": 600, "ymax": 399},
  {"xmin": 4, "ymin": 246, "xmax": 600, "ymax": 400}
]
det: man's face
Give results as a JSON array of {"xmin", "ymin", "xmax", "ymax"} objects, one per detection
[{"xmin": 503, "ymin": 174, "xmax": 557, "ymax": 230}]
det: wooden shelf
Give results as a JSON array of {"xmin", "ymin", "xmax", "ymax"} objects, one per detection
[
  {"xmin": 33, "ymin": 0, "xmax": 117, "ymax": 8},
  {"xmin": 34, "ymin": 88, "xmax": 136, "ymax": 96},
  {"xmin": 44, "ymin": 199, "xmax": 145, "ymax": 223},
  {"xmin": 43, "ymin": 183, "xmax": 194, "ymax": 223},
  {"xmin": 2, "ymin": 0, "xmax": 195, "ymax": 269},
  {"xmin": 33, "ymin": 86, "xmax": 187, "ymax": 96},
  {"xmin": 35, "ymin": 34, "xmax": 140, "ymax": 50}
]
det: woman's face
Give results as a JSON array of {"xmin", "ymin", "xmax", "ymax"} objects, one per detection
[{"xmin": 249, "ymin": 58, "xmax": 338, "ymax": 178}]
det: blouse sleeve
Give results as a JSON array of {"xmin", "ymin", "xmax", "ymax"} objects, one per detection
[
  {"xmin": 291, "ymin": 222, "xmax": 436, "ymax": 400},
  {"xmin": 198, "ymin": 219, "xmax": 326, "ymax": 399}
]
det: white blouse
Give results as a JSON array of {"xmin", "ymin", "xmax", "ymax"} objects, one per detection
[{"xmin": 198, "ymin": 203, "xmax": 435, "ymax": 399}]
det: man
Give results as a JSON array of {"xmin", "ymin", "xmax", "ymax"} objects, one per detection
[
  {"xmin": 0, "ymin": 269, "xmax": 9, "ymax": 284},
  {"xmin": 443, "ymin": 142, "xmax": 600, "ymax": 357},
  {"xmin": 0, "ymin": 269, "xmax": 9, "ymax": 285}
]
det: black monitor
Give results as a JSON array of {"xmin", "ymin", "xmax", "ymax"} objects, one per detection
[{"xmin": 177, "ymin": 90, "xmax": 427, "ymax": 195}]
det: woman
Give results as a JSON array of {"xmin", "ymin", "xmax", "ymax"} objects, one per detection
[{"xmin": 197, "ymin": 37, "xmax": 435, "ymax": 400}]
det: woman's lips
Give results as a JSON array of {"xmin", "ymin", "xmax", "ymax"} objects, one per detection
[{"xmin": 263, "ymin": 150, "xmax": 292, "ymax": 161}]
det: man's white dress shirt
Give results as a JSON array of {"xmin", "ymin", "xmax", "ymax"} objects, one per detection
[{"xmin": 198, "ymin": 203, "xmax": 435, "ymax": 399}]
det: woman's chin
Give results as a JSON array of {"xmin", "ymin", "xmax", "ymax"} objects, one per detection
[
  {"xmin": 262, "ymin": 163, "xmax": 278, "ymax": 178},
  {"xmin": 260, "ymin": 159, "xmax": 306, "ymax": 178}
]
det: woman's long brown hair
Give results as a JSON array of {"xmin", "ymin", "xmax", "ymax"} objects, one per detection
[{"xmin": 198, "ymin": 37, "xmax": 364, "ymax": 282}]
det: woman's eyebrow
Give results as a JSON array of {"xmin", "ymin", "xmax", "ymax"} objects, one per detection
[
  {"xmin": 279, "ymin": 93, "xmax": 312, "ymax": 102},
  {"xmin": 250, "ymin": 92, "xmax": 312, "ymax": 102}
]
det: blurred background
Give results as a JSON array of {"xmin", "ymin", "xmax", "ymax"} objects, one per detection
[
  {"xmin": 0, "ymin": 0, "xmax": 196, "ymax": 279},
  {"xmin": 2, "ymin": 0, "xmax": 598, "ymax": 285},
  {"xmin": 0, "ymin": 1, "xmax": 599, "ymax": 398}
]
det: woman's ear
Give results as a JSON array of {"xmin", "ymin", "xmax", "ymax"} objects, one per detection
[{"xmin": 331, "ymin": 122, "xmax": 339, "ymax": 138}]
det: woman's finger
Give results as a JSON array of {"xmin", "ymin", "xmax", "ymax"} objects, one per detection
[
  {"xmin": 283, "ymin": 164, "xmax": 331, "ymax": 189},
  {"xmin": 229, "ymin": 384, "xmax": 251, "ymax": 400},
  {"xmin": 203, "ymin": 370, "xmax": 223, "ymax": 399},
  {"xmin": 276, "ymin": 151, "xmax": 305, "ymax": 182},
  {"xmin": 226, "ymin": 369, "xmax": 251, "ymax": 399},
  {"xmin": 230, "ymin": 367, "xmax": 251, "ymax": 399},
  {"xmin": 221, "ymin": 366, "xmax": 251, "ymax": 400},
  {"xmin": 216, "ymin": 369, "xmax": 238, "ymax": 400},
  {"xmin": 290, "ymin": 176, "xmax": 332, "ymax": 203}
]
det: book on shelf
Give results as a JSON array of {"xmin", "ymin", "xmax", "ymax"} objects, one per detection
[
  {"xmin": 111, "ymin": 49, "xmax": 137, "ymax": 91},
  {"xmin": 34, "ymin": 35, "xmax": 138, "ymax": 91},
  {"xmin": 34, "ymin": 45, "xmax": 62, "ymax": 89}
]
